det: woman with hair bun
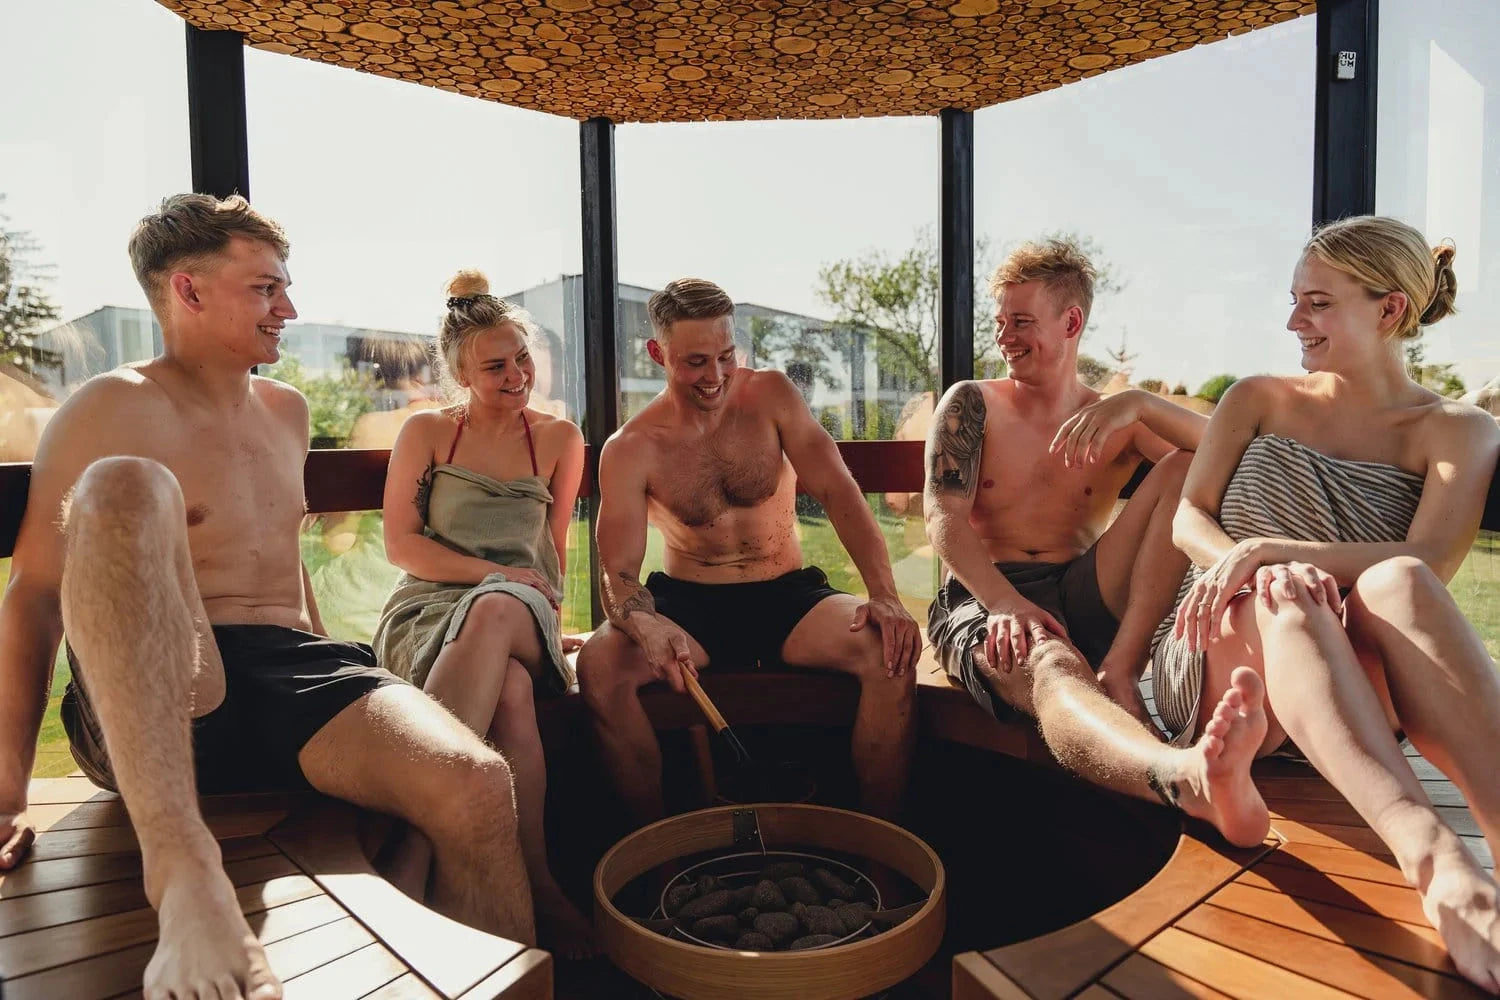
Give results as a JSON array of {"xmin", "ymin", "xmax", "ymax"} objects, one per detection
[
  {"xmin": 1151, "ymin": 216, "xmax": 1500, "ymax": 991},
  {"xmin": 373, "ymin": 269, "xmax": 593, "ymax": 956}
]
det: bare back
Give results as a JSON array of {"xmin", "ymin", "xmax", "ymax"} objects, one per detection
[
  {"xmin": 38, "ymin": 362, "xmax": 312, "ymax": 630},
  {"xmin": 617, "ymin": 370, "xmax": 802, "ymax": 583},
  {"xmin": 968, "ymin": 379, "xmax": 1142, "ymax": 563}
]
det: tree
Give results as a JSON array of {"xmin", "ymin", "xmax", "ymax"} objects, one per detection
[
  {"xmin": 1136, "ymin": 377, "xmax": 1164, "ymax": 394},
  {"xmin": 262, "ymin": 355, "xmax": 377, "ymax": 446},
  {"xmin": 1405, "ymin": 341, "xmax": 1467, "ymax": 398},
  {"xmin": 0, "ymin": 197, "xmax": 62, "ymax": 376},
  {"xmin": 1170, "ymin": 382, "xmax": 1189, "ymax": 396},
  {"xmin": 1196, "ymin": 373, "xmax": 1238, "ymax": 404},
  {"xmin": 1077, "ymin": 353, "xmax": 1112, "ymax": 389},
  {"xmin": 747, "ymin": 313, "xmax": 845, "ymax": 396}
]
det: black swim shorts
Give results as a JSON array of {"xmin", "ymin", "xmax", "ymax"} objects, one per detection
[
  {"xmin": 926, "ymin": 545, "xmax": 1119, "ymax": 719},
  {"xmin": 61, "ymin": 625, "xmax": 401, "ymax": 794},
  {"xmin": 645, "ymin": 566, "xmax": 845, "ymax": 669}
]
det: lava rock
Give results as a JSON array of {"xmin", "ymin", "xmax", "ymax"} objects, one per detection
[
  {"xmin": 691, "ymin": 915, "xmax": 741, "ymax": 942},
  {"xmin": 736, "ymin": 907, "xmax": 759, "ymax": 925},
  {"xmin": 694, "ymin": 875, "xmax": 724, "ymax": 897},
  {"xmin": 837, "ymin": 901, "xmax": 874, "ymax": 934},
  {"xmin": 751, "ymin": 879, "xmax": 787, "ymax": 911},
  {"xmin": 828, "ymin": 898, "xmax": 845, "ymax": 909},
  {"xmin": 789, "ymin": 934, "xmax": 840, "ymax": 950},
  {"xmin": 753, "ymin": 911, "xmax": 800, "ymax": 946},
  {"xmin": 734, "ymin": 931, "xmax": 776, "ymax": 951},
  {"xmin": 760, "ymin": 861, "xmax": 806, "ymax": 881},
  {"xmin": 730, "ymin": 884, "xmax": 757, "ymax": 909},
  {"xmin": 664, "ymin": 883, "xmax": 699, "ymax": 917},
  {"xmin": 812, "ymin": 867, "xmax": 860, "ymax": 902},
  {"xmin": 779, "ymin": 875, "xmax": 821, "ymax": 906},
  {"xmin": 676, "ymin": 889, "xmax": 735, "ymax": 922},
  {"xmin": 798, "ymin": 905, "xmax": 845, "ymax": 937}
]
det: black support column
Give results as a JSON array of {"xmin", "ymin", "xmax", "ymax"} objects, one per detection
[
  {"xmin": 939, "ymin": 108, "xmax": 975, "ymax": 389},
  {"xmin": 185, "ymin": 25, "xmax": 251, "ymax": 200},
  {"xmin": 581, "ymin": 117, "xmax": 622, "ymax": 628},
  {"xmin": 1313, "ymin": 0, "xmax": 1379, "ymax": 225}
]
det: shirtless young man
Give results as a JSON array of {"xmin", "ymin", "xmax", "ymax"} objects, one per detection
[
  {"xmin": 576, "ymin": 278, "xmax": 921, "ymax": 822},
  {"xmin": 0, "ymin": 195, "xmax": 532, "ymax": 1000},
  {"xmin": 924, "ymin": 238, "xmax": 1270, "ymax": 847}
]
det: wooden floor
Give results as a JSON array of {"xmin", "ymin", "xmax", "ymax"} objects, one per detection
[
  {"xmin": 954, "ymin": 676, "xmax": 1496, "ymax": 1000},
  {"xmin": 0, "ymin": 777, "xmax": 550, "ymax": 1000}
]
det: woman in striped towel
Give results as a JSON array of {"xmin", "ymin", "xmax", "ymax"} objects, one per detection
[{"xmin": 1152, "ymin": 215, "xmax": 1500, "ymax": 992}]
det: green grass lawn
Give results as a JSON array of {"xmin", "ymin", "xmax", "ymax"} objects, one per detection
[{"xmin": 21, "ymin": 524, "xmax": 1500, "ymax": 778}]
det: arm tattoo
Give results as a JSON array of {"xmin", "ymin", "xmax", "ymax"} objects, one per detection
[
  {"xmin": 927, "ymin": 383, "xmax": 987, "ymax": 498},
  {"xmin": 601, "ymin": 568, "xmax": 655, "ymax": 629},
  {"xmin": 413, "ymin": 461, "xmax": 436, "ymax": 521}
]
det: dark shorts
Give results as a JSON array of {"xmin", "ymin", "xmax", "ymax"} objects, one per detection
[
  {"xmin": 645, "ymin": 566, "xmax": 845, "ymax": 668},
  {"xmin": 61, "ymin": 625, "xmax": 401, "ymax": 795},
  {"xmin": 926, "ymin": 546, "xmax": 1119, "ymax": 720}
]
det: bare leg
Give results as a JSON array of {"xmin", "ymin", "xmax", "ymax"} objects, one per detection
[
  {"xmin": 298, "ymin": 684, "xmax": 534, "ymax": 944},
  {"xmin": 780, "ymin": 595, "xmax": 915, "ymax": 819},
  {"xmin": 61, "ymin": 457, "xmax": 280, "ymax": 1000},
  {"xmin": 487, "ymin": 659, "xmax": 597, "ymax": 958},
  {"xmin": 577, "ymin": 624, "xmax": 708, "ymax": 824},
  {"xmin": 976, "ymin": 635, "xmax": 1270, "ymax": 847},
  {"xmin": 1345, "ymin": 557, "xmax": 1500, "ymax": 858},
  {"xmin": 1199, "ymin": 582, "xmax": 1500, "ymax": 993},
  {"xmin": 1092, "ymin": 451, "xmax": 1192, "ymax": 731}
]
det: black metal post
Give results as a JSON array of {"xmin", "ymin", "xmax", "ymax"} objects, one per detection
[
  {"xmin": 581, "ymin": 117, "xmax": 621, "ymax": 628},
  {"xmin": 185, "ymin": 25, "xmax": 250, "ymax": 200},
  {"xmin": 1313, "ymin": 0, "xmax": 1379, "ymax": 225},
  {"xmin": 939, "ymin": 108, "xmax": 975, "ymax": 388}
]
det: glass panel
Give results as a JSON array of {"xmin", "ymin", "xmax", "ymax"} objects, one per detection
[
  {"xmin": 1452, "ymin": 531, "xmax": 1500, "ymax": 661},
  {"xmin": 797, "ymin": 496, "xmax": 936, "ymax": 622},
  {"xmin": 973, "ymin": 17, "xmax": 1315, "ymax": 400},
  {"xmin": 2, "ymin": 0, "xmax": 191, "ymax": 777}
]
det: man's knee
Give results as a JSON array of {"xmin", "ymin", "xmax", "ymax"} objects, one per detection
[
  {"xmin": 1350, "ymin": 556, "xmax": 1443, "ymax": 616},
  {"xmin": 423, "ymin": 746, "xmax": 518, "ymax": 839},
  {"xmin": 1141, "ymin": 449, "xmax": 1192, "ymax": 499},
  {"xmin": 1028, "ymin": 640, "xmax": 1095, "ymax": 706},
  {"xmin": 577, "ymin": 627, "xmax": 645, "ymax": 707},
  {"xmin": 66, "ymin": 456, "xmax": 184, "ymax": 535}
]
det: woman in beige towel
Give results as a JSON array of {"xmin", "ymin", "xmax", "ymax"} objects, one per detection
[{"xmin": 373, "ymin": 270, "xmax": 592, "ymax": 956}]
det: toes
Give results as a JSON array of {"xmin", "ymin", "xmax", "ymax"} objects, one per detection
[
  {"xmin": 1204, "ymin": 715, "xmax": 1231, "ymax": 739},
  {"xmin": 1229, "ymin": 666, "xmax": 1265, "ymax": 704},
  {"xmin": 216, "ymin": 973, "xmax": 246, "ymax": 1000},
  {"xmin": 1201, "ymin": 733, "xmax": 1224, "ymax": 760},
  {"xmin": 1212, "ymin": 700, "xmax": 1238, "ymax": 725}
]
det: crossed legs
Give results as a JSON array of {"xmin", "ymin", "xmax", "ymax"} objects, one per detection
[
  {"xmin": 1196, "ymin": 557, "xmax": 1500, "ymax": 991},
  {"xmin": 61, "ymin": 457, "xmax": 280, "ymax": 1000}
]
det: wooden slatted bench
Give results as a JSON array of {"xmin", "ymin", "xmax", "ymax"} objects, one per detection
[{"xmin": 4, "ymin": 440, "xmax": 1499, "ymax": 999}]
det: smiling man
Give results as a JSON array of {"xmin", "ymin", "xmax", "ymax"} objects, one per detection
[
  {"xmin": 576, "ymin": 277, "xmax": 920, "ymax": 822},
  {"xmin": 0, "ymin": 194, "xmax": 536, "ymax": 1000},
  {"xmin": 922, "ymin": 238, "xmax": 1272, "ymax": 848}
]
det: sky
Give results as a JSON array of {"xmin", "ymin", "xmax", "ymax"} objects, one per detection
[{"xmin": 2, "ymin": 0, "xmax": 1495, "ymax": 392}]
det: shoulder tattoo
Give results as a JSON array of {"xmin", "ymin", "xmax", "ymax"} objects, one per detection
[{"xmin": 928, "ymin": 383, "xmax": 987, "ymax": 498}]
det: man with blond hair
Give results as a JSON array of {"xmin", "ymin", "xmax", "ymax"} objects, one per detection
[
  {"xmin": 924, "ymin": 237, "xmax": 1272, "ymax": 847},
  {"xmin": 0, "ymin": 194, "xmax": 534, "ymax": 999},
  {"xmin": 577, "ymin": 278, "xmax": 921, "ymax": 823}
]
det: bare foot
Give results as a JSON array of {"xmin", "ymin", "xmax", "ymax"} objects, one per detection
[
  {"xmin": 1164, "ymin": 666, "xmax": 1270, "ymax": 848},
  {"xmin": 534, "ymin": 883, "xmax": 599, "ymax": 961},
  {"xmin": 1420, "ymin": 856, "xmax": 1500, "ymax": 993},
  {"xmin": 146, "ymin": 865, "xmax": 282, "ymax": 1000}
]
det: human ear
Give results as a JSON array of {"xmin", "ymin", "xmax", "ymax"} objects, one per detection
[{"xmin": 646, "ymin": 339, "xmax": 665, "ymax": 366}]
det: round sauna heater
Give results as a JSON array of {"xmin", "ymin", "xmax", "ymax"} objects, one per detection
[{"xmin": 595, "ymin": 803, "xmax": 946, "ymax": 1000}]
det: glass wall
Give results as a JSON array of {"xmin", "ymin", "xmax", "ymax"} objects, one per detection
[
  {"xmin": 1377, "ymin": 0, "xmax": 1500, "ymax": 656},
  {"xmin": 243, "ymin": 47, "xmax": 589, "ymax": 645},
  {"xmin": 614, "ymin": 118, "xmax": 941, "ymax": 614},
  {"xmin": 974, "ymin": 15, "xmax": 1315, "ymax": 402},
  {"xmin": 2, "ymin": 0, "xmax": 192, "ymax": 776}
]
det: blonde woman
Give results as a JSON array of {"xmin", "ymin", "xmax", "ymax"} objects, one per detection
[
  {"xmin": 373, "ymin": 270, "xmax": 592, "ymax": 956},
  {"xmin": 1153, "ymin": 217, "xmax": 1500, "ymax": 991}
]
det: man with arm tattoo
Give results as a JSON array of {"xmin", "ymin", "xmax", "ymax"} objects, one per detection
[
  {"xmin": 577, "ymin": 278, "xmax": 920, "ymax": 824},
  {"xmin": 922, "ymin": 238, "xmax": 1270, "ymax": 847}
]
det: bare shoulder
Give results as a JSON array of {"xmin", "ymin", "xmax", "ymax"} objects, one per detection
[
  {"xmin": 528, "ymin": 408, "xmax": 583, "ymax": 447},
  {"xmin": 1423, "ymin": 397, "xmax": 1500, "ymax": 457},
  {"xmin": 43, "ymin": 368, "xmax": 173, "ymax": 453},
  {"xmin": 251, "ymin": 372, "xmax": 308, "ymax": 417},
  {"xmin": 1214, "ymin": 373, "xmax": 1286, "ymax": 418}
]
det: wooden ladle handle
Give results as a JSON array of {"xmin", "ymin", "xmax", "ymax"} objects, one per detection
[{"xmin": 682, "ymin": 670, "xmax": 729, "ymax": 734}]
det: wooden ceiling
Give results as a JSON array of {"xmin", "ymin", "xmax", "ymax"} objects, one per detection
[{"xmin": 156, "ymin": 0, "xmax": 1314, "ymax": 123}]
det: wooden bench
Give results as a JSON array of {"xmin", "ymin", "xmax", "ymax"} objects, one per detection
[{"xmin": 3, "ymin": 441, "xmax": 1499, "ymax": 999}]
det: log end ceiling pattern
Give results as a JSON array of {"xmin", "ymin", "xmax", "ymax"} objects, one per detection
[{"xmin": 156, "ymin": 0, "xmax": 1314, "ymax": 123}]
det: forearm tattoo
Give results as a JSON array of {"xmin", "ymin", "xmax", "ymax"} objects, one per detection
[
  {"xmin": 601, "ymin": 568, "xmax": 655, "ymax": 626},
  {"xmin": 927, "ymin": 382, "xmax": 987, "ymax": 497}
]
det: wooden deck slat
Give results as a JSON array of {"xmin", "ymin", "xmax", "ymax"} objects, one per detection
[
  {"xmin": 456, "ymin": 949, "xmax": 552, "ymax": 1000},
  {"xmin": 0, "ymin": 875, "xmax": 324, "ymax": 978},
  {"xmin": 0, "ymin": 852, "xmax": 300, "ymax": 937},
  {"xmin": 952, "ymin": 953, "xmax": 1031, "ymax": 1000},
  {"xmin": 0, "ymin": 836, "xmax": 278, "ymax": 899},
  {"xmin": 1235, "ymin": 860, "xmax": 1435, "ymax": 927},
  {"xmin": 281, "ymin": 941, "xmax": 409, "ymax": 1000},
  {"xmin": 1075, "ymin": 986, "xmax": 1125, "ymax": 1000},
  {"xmin": 360, "ymin": 972, "xmax": 446, "ymax": 999},
  {"xmin": 1270, "ymin": 818, "xmax": 1494, "ymax": 870},
  {"xmin": 30, "ymin": 792, "xmax": 302, "ymax": 833},
  {"xmin": 25, "ymin": 810, "xmax": 291, "ymax": 863},
  {"xmin": 262, "ymin": 916, "xmax": 379, "ymax": 983},
  {"xmin": 24, "ymin": 777, "xmax": 119, "ymax": 805},
  {"xmin": 1268, "ymin": 796, "xmax": 1481, "ymax": 838},
  {"xmin": 1140, "ymin": 925, "xmax": 1362, "ymax": 999},
  {"xmin": 1260, "ymin": 840, "xmax": 1409, "ymax": 888},
  {"xmin": 1176, "ymin": 901, "xmax": 1484, "ymax": 998},
  {"xmin": 1099, "ymin": 953, "xmax": 1235, "ymax": 999},
  {"xmin": 1258, "ymin": 775, "xmax": 1467, "ymax": 808}
]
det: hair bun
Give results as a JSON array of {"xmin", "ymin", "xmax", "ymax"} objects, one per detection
[
  {"xmin": 446, "ymin": 269, "xmax": 490, "ymax": 299},
  {"xmin": 1420, "ymin": 243, "xmax": 1459, "ymax": 326}
]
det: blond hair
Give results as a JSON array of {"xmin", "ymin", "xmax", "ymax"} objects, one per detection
[
  {"xmin": 989, "ymin": 238, "xmax": 1097, "ymax": 325},
  {"xmin": 647, "ymin": 278, "xmax": 734, "ymax": 340},
  {"xmin": 127, "ymin": 193, "xmax": 289, "ymax": 309},
  {"xmin": 434, "ymin": 269, "xmax": 537, "ymax": 402},
  {"xmin": 1303, "ymin": 216, "xmax": 1457, "ymax": 340}
]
